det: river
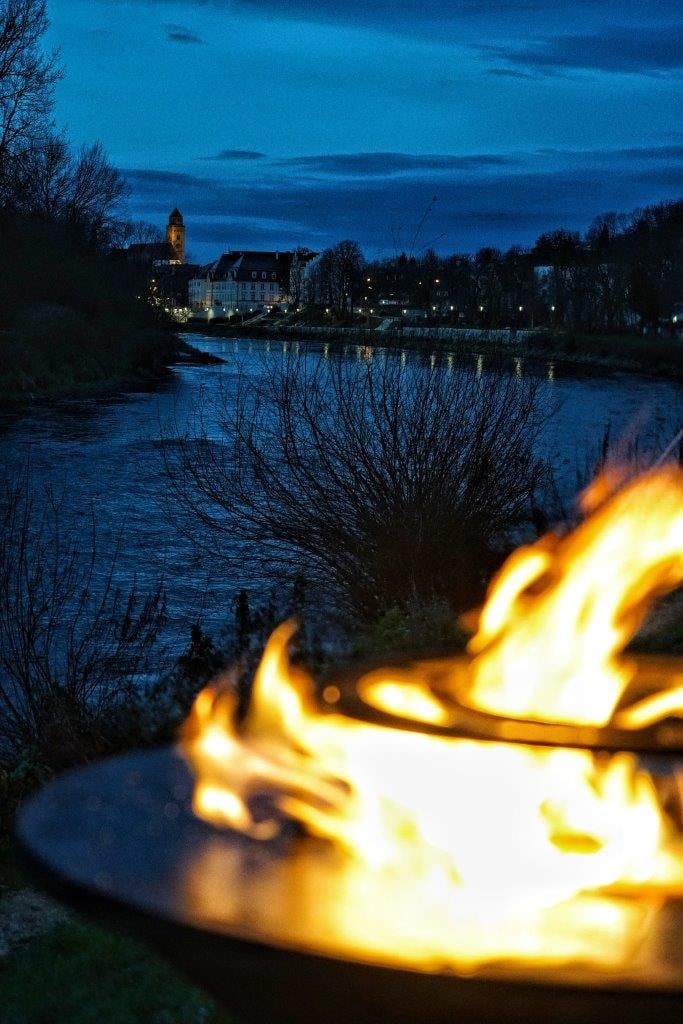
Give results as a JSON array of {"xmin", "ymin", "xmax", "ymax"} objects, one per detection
[{"xmin": 1, "ymin": 334, "xmax": 680, "ymax": 653}]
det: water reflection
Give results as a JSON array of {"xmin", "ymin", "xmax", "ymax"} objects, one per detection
[{"xmin": 1, "ymin": 332, "xmax": 679, "ymax": 654}]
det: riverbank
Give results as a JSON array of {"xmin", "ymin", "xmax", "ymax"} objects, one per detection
[
  {"xmin": 183, "ymin": 321, "xmax": 682, "ymax": 380},
  {"xmin": 0, "ymin": 329, "xmax": 223, "ymax": 410}
]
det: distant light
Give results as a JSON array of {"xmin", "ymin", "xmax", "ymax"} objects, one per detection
[
  {"xmin": 435, "ymin": 278, "xmax": 440, "ymax": 283},
  {"xmin": 479, "ymin": 305, "xmax": 484, "ymax": 312},
  {"xmin": 450, "ymin": 305, "xmax": 454, "ymax": 311},
  {"xmin": 432, "ymin": 305, "xmax": 437, "ymax": 311},
  {"xmin": 551, "ymin": 305, "xmax": 556, "ymax": 312},
  {"xmin": 325, "ymin": 308, "xmax": 330, "ymax": 314},
  {"xmin": 402, "ymin": 309, "xmax": 407, "ymax": 314},
  {"xmin": 370, "ymin": 308, "xmax": 374, "ymax": 313},
  {"xmin": 519, "ymin": 305, "xmax": 524, "ymax": 312}
]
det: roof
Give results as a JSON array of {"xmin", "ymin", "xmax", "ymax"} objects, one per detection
[
  {"xmin": 209, "ymin": 250, "xmax": 294, "ymax": 281},
  {"xmin": 126, "ymin": 241, "xmax": 178, "ymax": 263},
  {"xmin": 169, "ymin": 208, "xmax": 183, "ymax": 223}
]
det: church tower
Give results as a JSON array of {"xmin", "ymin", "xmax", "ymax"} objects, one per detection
[{"xmin": 167, "ymin": 208, "xmax": 185, "ymax": 264}]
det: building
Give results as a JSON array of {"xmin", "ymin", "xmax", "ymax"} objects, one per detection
[
  {"xmin": 120, "ymin": 210, "xmax": 186, "ymax": 267},
  {"xmin": 166, "ymin": 209, "xmax": 186, "ymax": 264},
  {"xmin": 189, "ymin": 250, "xmax": 300, "ymax": 317},
  {"xmin": 124, "ymin": 240, "xmax": 178, "ymax": 266}
]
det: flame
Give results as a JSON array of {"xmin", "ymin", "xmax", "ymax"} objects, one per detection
[
  {"xmin": 181, "ymin": 466, "xmax": 683, "ymax": 972},
  {"xmin": 466, "ymin": 466, "xmax": 683, "ymax": 726}
]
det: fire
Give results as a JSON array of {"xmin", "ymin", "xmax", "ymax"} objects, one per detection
[
  {"xmin": 180, "ymin": 466, "xmax": 683, "ymax": 971},
  {"xmin": 465, "ymin": 465, "xmax": 683, "ymax": 727}
]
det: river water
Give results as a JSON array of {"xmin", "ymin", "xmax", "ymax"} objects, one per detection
[{"xmin": 1, "ymin": 335, "xmax": 680, "ymax": 652}]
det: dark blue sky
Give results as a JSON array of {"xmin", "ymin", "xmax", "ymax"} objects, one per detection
[{"xmin": 48, "ymin": 0, "xmax": 682, "ymax": 260}]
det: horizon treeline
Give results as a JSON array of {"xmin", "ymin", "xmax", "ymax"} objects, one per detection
[{"xmin": 307, "ymin": 200, "xmax": 682, "ymax": 334}]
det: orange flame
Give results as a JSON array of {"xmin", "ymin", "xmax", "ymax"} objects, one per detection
[
  {"xmin": 465, "ymin": 465, "xmax": 683, "ymax": 726},
  {"xmin": 180, "ymin": 466, "xmax": 683, "ymax": 971}
]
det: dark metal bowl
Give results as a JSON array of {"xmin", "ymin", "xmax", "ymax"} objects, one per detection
[
  {"xmin": 330, "ymin": 654, "xmax": 683, "ymax": 754},
  {"xmin": 16, "ymin": 748, "xmax": 683, "ymax": 1024}
]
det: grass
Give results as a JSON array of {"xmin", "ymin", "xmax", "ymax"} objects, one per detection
[
  {"xmin": 0, "ymin": 921, "xmax": 233, "ymax": 1024},
  {"xmin": 0, "ymin": 839, "xmax": 232, "ymax": 1023}
]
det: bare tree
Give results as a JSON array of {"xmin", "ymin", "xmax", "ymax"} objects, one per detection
[
  {"xmin": 111, "ymin": 219, "xmax": 164, "ymax": 248},
  {"xmin": 9, "ymin": 137, "xmax": 126, "ymax": 243},
  {"xmin": 0, "ymin": 0, "xmax": 60, "ymax": 172},
  {"xmin": 65, "ymin": 142, "xmax": 127, "ymax": 239},
  {"xmin": 328, "ymin": 239, "xmax": 364, "ymax": 316},
  {"xmin": 0, "ymin": 470, "xmax": 168, "ymax": 769},
  {"xmin": 164, "ymin": 353, "xmax": 553, "ymax": 619}
]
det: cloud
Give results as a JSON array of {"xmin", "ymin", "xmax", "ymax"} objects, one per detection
[
  {"xmin": 163, "ymin": 23, "xmax": 204, "ymax": 44},
  {"xmin": 479, "ymin": 25, "xmax": 683, "ymax": 76},
  {"xmin": 487, "ymin": 68, "xmax": 536, "ymax": 80},
  {"xmin": 277, "ymin": 152, "xmax": 520, "ymax": 176},
  {"xmin": 122, "ymin": 145, "xmax": 683, "ymax": 258},
  {"xmin": 200, "ymin": 149, "xmax": 267, "ymax": 161},
  {"xmin": 537, "ymin": 144, "xmax": 683, "ymax": 161},
  {"xmin": 98, "ymin": 0, "xmax": 643, "ymax": 42},
  {"xmin": 124, "ymin": 169, "xmax": 201, "ymax": 185}
]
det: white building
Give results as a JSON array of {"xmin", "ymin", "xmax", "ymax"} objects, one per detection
[{"xmin": 190, "ymin": 251, "xmax": 294, "ymax": 317}]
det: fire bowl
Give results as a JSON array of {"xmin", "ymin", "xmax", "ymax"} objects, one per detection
[
  {"xmin": 16, "ymin": 747, "xmax": 683, "ymax": 1024},
  {"xmin": 331, "ymin": 654, "xmax": 683, "ymax": 754}
]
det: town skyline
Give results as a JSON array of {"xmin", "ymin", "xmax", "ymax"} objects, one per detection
[{"xmin": 47, "ymin": 0, "xmax": 682, "ymax": 259}]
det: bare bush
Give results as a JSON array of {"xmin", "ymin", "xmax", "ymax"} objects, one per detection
[
  {"xmin": 0, "ymin": 469, "xmax": 167, "ymax": 769},
  {"xmin": 164, "ymin": 351, "xmax": 553, "ymax": 620}
]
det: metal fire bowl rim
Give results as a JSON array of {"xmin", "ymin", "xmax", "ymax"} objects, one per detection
[
  {"xmin": 14, "ymin": 747, "xmax": 683, "ymax": 999},
  {"xmin": 328, "ymin": 653, "xmax": 683, "ymax": 755}
]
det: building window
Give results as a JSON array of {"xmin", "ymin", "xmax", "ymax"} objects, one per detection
[
  {"xmin": 251, "ymin": 272, "xmax": 257, "ymax": 279},
  {"xmin": 271, "ymin": 273, "xmax": 277, "ymax": 280}
]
